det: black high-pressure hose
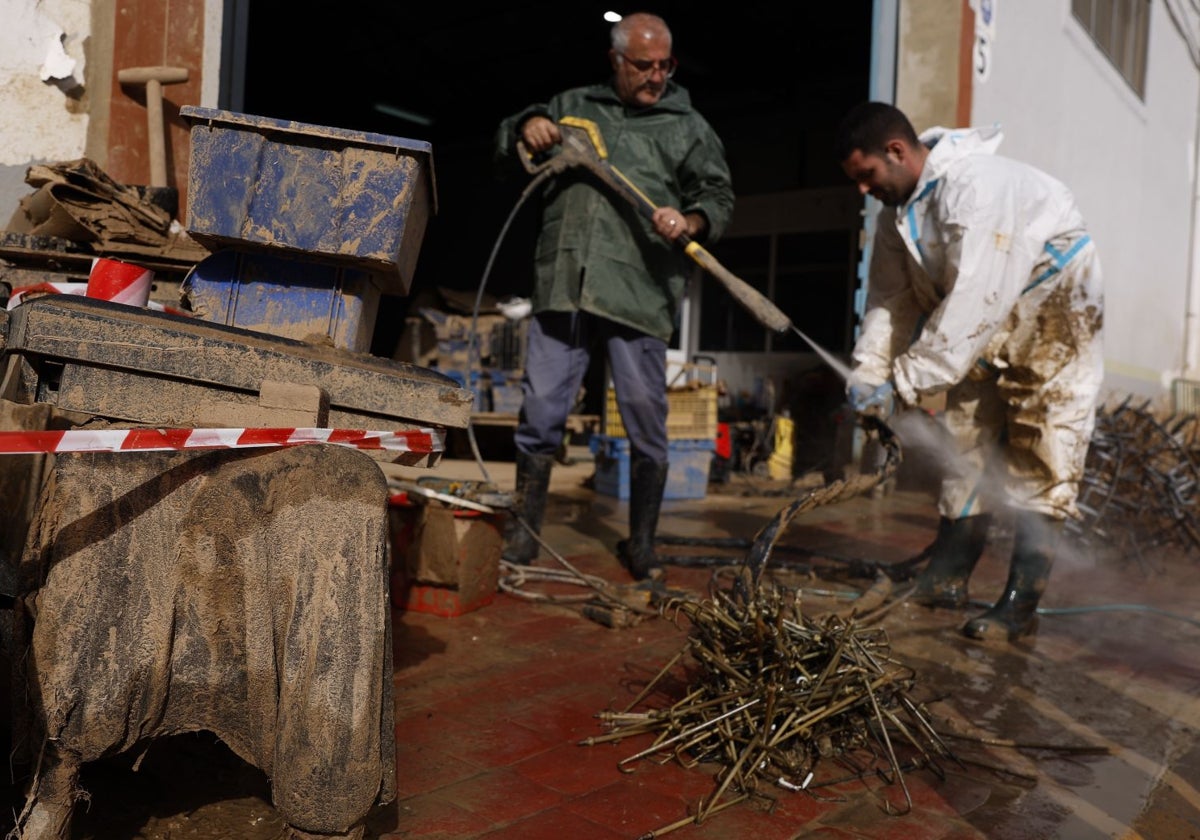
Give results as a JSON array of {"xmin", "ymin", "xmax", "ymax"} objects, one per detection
[
  {"xmin": 461, "ymin": 168, "xmax": 657, "ymax": 616},
  {"xmin": 464, "ymin": 167, "xmax": 557, "ymax": 485}
]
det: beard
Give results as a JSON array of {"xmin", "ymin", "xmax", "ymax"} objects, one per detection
[{"xmin": 873, "ymin": 187, "xmax": 902, "ymax": 207}]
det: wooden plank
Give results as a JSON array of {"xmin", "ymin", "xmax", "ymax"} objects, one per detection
[{"xmin": 4, "ymin": 295, "xmax": 474, "ymax": 429}]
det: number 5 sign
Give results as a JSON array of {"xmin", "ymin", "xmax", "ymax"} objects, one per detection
[{"xmin": 972, "ymin": 0, "xmax": 996, "ymax": 82}]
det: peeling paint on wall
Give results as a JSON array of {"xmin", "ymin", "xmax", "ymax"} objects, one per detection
[
  {"xmin": 38, "ymin": 32, "xmax": 78, "ymax": 83},
  {"xmin": 1, "ymin": 0, "xmax": 92, "ymax": 222}
]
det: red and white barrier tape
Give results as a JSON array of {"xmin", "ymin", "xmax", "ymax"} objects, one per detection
[
  {"xmin": 0, "ymin": 427, "xmax": 445, "ymax": 456},
  {"xmin": 7, "ymin": 282, "xmax": 193, "ymax": 316}
]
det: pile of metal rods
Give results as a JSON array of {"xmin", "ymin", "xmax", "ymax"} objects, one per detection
[
  {"xmin": 582, "ymin": 576, "xmax": 959, "ymax": 837},
  {"xmin": 577, "ymin": 419, "xmax": 924, "ymax": 836},
  {"xmin": 1072, "ymin": 397, "xmax": 1200, "ymax": 564}
]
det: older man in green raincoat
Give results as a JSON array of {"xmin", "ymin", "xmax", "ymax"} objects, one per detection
[{"xmin": 494, "ymin": 12, "xmax": 734, "ymax": 581}]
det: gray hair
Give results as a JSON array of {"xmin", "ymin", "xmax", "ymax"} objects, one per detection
[{"xmin": 611, "ymin": 12, "xmax": 672, "ymax": 52}]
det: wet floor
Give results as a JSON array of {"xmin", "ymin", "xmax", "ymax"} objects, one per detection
[
  {"xmin": 379, "ymin": 450, "xmax": 1200, "ymax": 839},
  {"xmin": 8, "ymin": 447, "xmax": 1200, "ymax": 839}
]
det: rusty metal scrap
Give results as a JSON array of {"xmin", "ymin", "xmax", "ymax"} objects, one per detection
[
  {"xmin": 583, "ymin": 581, "xmax": 959, "ymax": 837},
  {"xmin": 1072, "ymin": 397, "xmax": 1200, "ymax": 563},
  {"xmin": 575, "ymin": 421, "xmax": 913, "ymax": 834},
  {"xmin": 576, "ymin": 418, "xmax": 1112, "ymax": 836}
]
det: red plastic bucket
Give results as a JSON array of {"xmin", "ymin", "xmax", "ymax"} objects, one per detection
[{"xmin": 87, "ymin": 257, "xmax": 152, "ymax": 307}]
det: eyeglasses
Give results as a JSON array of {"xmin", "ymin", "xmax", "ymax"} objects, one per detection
[{"xmin": 618, "ymin": 52, "xmax": 678, "ymax": 78}]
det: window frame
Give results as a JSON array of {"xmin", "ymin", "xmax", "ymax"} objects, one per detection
[{"xmin": 1070, "ymin": 0, "xmax": 1151, "ymax": 98}]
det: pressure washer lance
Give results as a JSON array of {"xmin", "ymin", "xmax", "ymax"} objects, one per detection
[{"xmin": 518, "ymin": 116, "xmax": 793, "ymax": 334}]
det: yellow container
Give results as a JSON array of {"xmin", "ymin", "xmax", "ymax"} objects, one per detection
[
  {"xmin": 767, "ymin": 415, "xmax": 794, "ymax": 480},
  {"xmin": 604, "ymin": 387, "xmax": 718, "ymax": 440}
]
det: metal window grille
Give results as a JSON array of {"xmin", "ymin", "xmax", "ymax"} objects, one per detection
[
  {"xmin": 1071, "ymin": 0, "xmax": 1151, "ymax": 98},
  {"xmin": 1173, "ymin": 378, "xmax": 1200, "ymax": 414}
]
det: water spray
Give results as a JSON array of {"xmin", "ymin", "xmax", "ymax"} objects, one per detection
[{"xmin": 790, "ymin": 325, "xmax": 853, "ymax": 381}]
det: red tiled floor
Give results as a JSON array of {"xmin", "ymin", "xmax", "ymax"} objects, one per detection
[
  {"xmin": 609, "ymin": 753, "xmax": 723, "ymax": 806},
  {"xmin": 385, "ymin": 455, "xmax": 1200, "ymax": 840},
  {"xmin": 474, "ymin": 806, "xmax": 629, "ymax": 839},
  {"xmin": 439, "ymin": 715, "xmax": 563, "ymax": 768},
  {"xmin": 511, "ymin": 740, "xmax": 632, "ymax": 797},
  {"xmin": 810, "ymin": 800, "xmax": 967, "ymax": 840},
  {"xmin": 678, "ymin": 803, "xmax": 823, "ymax": 840},
  {"xmin": 396, "ymin": 708, "xmax": 475, "ymax": 752},
  {"xmin": 755, "ymin": 781, "xmax": 846, "ymax": 825},
  {"xmin": 381, "ymin": 795, "xmax": 494, "ymax": 839},
  {"xmin": 901, "ymin": 774, "xmax": 969, "ymax": 817},
  {"xmin": 804, "ymin": 828, "xmax": 873, "ymax": 839},
  {"xmin": 936, "ymin": 829, "xmax": 991, "ymax": 840},
  {"xmin": 425, "ymin": 767, "xmax": 565, "ymax": 825},
  {"xmin": 562, "ymin": 777, "xmax": 698, "ymax": 836},
  {"xmin": 394, "ymin": 744, "xmax": 482, "ymax": 799}
]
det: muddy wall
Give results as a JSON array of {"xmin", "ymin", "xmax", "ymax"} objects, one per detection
[
  {"xmin": 1, "ymin": 0, "xmax": 220, "ymax": 228},
  {"xmin": 0, "ymin": 0, "xmax": 96, "ymax": 225}
]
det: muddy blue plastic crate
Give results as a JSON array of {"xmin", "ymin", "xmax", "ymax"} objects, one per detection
[
  {"xmin": 181, "ymin": 106, "xmax": 436, "ymax": 295},
  {"xmin": 590, "ymin": 436, "xmax": 715, "ymax": 501},
  {"xmin": 491, "ymin": 381, "xmax": 523, "ymax": 415},
  {"xmin": 486, "ymin": 368, "xmax": 524, "ymax": 414},
  {"xmin": 181, "ymin": 249, "xmax": 382, "ymax": 352}
]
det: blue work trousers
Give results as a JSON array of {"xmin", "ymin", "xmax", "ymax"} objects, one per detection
[{"xmin": 516, "ymin": 311, "xmax": 669, "ymax": 464}]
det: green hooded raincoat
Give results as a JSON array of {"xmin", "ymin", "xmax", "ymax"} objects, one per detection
[{"xmin": 496, "ymin": 81, "xmax": 734, "ymax": 342}]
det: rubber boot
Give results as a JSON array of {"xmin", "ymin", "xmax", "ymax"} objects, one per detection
[
  {"xmin": 617, "ymin": 452, "xmax": 670, "ymax": 581},
  {"xmin": 910, "ymin": 514, "xmax": 992, "ymax": 608},
  {"xmin": 962, "ymin": 512, "xmax": 1062, "ymax": 641},
  {"xmin": 501, "ymin": 450, "xmax": 554, "ymax": 565}
]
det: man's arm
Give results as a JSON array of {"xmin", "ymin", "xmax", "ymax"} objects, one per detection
[
  {"xmin": 849, "ymin": 214, "xmax": 921, "ymax": 392},
  {"xmin": 891, "ymin": 219, "xmax": 1036, "ymax": 405},
  {"xmin": 494, "ymin": 103, "xmax": 554, "ymax": 169},
  {"xmin": 674, "ymin": 120, "xmax": 734, "ymax": 244}
]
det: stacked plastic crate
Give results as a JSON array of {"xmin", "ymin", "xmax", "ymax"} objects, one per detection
[
  {"xmin": 590, "ymin": 386, "xmax": 718, "ymax": 500},
  {"xmin": 179, "ymin": 107, "xmax": 434, "ymax": 352}
]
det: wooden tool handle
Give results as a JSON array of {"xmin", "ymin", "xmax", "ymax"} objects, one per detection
[{"xmin": 683, "ymin": 241, "xmax": 793, "ymax": 333}]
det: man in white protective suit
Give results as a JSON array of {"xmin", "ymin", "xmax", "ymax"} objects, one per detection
[{"xmin": 833, "ymin": 101, "xmax": 1104, "ymax": 642}]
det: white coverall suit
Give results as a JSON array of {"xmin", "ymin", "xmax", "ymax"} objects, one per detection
[{"xmin": 849, "ymin": 126, "xmax": 1104, "ymax": 521}]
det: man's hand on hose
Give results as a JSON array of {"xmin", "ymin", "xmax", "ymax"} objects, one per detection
[
  {"xmin": 847, "ymin": 379, "xmax": 896, "ymax": 420},
  {"xmin": 519, "ymin": 116, "xmax": 561, "ymax": 153}
]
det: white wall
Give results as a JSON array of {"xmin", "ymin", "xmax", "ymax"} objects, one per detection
[
  {"xmin": 968, "ymin": 0, "xmax": 1200, "ymax": 401},
  {"xmin": 0, "ymin": 0, "xmax": 93, "ymax": 224}
]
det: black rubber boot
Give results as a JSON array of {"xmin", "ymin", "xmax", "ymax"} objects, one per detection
[
  {"xmin": 962, "ymin": 512, "xmax": 1063, "ymax": 641},
  {"xmin": 910, "ymin": 514, "xmax": 992, "ymax": 608},
  {"xmin": 617, "ymin": 451, "xmax": 670, "ymax": 581},
  {"xmin": 501, "ymin": 450, "xmax": 554, "ymax": 565}
]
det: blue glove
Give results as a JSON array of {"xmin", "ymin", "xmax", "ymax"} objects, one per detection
[{"xmin": 847, "ymin": 380, "xmax": 895, "ymax": 419}]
